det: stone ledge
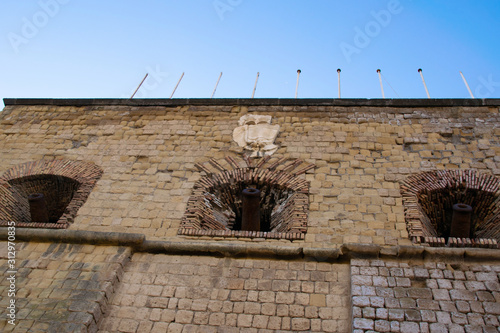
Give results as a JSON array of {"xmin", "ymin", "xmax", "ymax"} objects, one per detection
[
  {"xmin": 0, "ymin": 228, "xmax": 145, "ymax": 247},
  {"xmin": 141, "ymin": 240, "xmax": 302, "ymax": 259},
  {"xmin": 3, "ymin": 98, "xmax": 500, "ymax": 108},
  {"xmin": 2, "ymin": 228, "xmax": 500, "ymax": 262}
]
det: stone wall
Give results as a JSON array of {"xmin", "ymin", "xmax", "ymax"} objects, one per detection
[
  {"xmin": 0, "ymin": 99, "xmax": 498, "ymax": 247},
  {"xmin": 0, "ymin": 242, "xmax": 130, "ymax": 332},
  {"xmin": 351, "ymin": 259, "xmax": 500, "ymax": 332},
  {"xmin": 99, "ymin": 254, "xmax": 350, "ymax": 333},
  {"xmin": 1, "ymin": 99, "xmax": 500, "ymax": 332}
]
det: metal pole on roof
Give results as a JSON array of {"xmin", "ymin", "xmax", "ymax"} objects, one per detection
[
  {"xmin": 170, "ymin": 72, "xmax": 184, "ymax": 99},
  {"xmin": 130, "ymin": 73, "xmax": 148, "ymax": 99},
  {"xmin": 337, "ymin": 68, "xmax": 341, "ymax": 98},
  {"xmin": 459, "ymin": 71, "xmax": 475, "ymax": 98},
  {"xmin": 211, "ymin": 72, "xmax": 223, "ymax": 98},
  {"xmin": 295, "ymin": 69, "xmax": 301, "ymax": 99},
  {"xmin": 251, "ymin": 72, "xmax": 260, "ymax": 98},
  {"xmin": 418, "ymin": 68, "xmax": 431, "ymax": 99},
  {"xmin": 377, "ymin": 69, "xmax": 385, "ymax": 99}
]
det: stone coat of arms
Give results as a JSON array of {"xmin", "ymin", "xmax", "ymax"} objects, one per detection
[{"xmin": 232, "ymin": 115, "xmax": 280, "ymax": 157}]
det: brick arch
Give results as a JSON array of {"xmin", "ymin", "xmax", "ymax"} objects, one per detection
[
  {"xmin": 179, "ymin": 156, "xmax": 315, "ymax": 240},
  {"xmin": 401, "ymin": 170, "xmax": 500, "ymax": 248},
  {"xmin": 0, "ymin": 160, "xmax": 103, "ymax": 228}
]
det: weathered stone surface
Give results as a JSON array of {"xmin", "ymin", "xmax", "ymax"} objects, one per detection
[
  {"xmin": 2, "ymin": 100, "xmax": 500, "ymax": 333},
  {"xmin": 97, "ymin": 254, "xmax": 350, "ymax": 332},
  {"xmin": 351, "ymin": 259, "xmax": 500, "ymax": 333},
  {"xmin": 1, "ymin": 100, "xmax": 499, "ymax": 248},
  {"xmin": 353, "ymin": 318, "xmax": 374, "ymax": 330},
  {"xmin": 232, "ymin": 114, "xmax": 280, "ymax": 157}
]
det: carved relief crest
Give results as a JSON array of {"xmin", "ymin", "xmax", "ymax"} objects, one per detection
[{"xmin": 232, "ymin": 115, "xmax": 280, "ymax": 157}]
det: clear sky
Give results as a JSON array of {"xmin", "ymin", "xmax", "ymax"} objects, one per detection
[{"xmin": 1, "ymin": 1, "xmax": 500, "ymax": 108}]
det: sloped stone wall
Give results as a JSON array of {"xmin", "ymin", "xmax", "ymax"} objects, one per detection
[{"xmin": 0, "ymin": 242, "xmax": 130, "ymax": 332}]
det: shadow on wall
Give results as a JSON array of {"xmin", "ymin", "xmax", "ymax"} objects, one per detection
[
  {"xmin": 0, "ymin": 160, "xmax": 103, "ymax": 228},
  {"xmin": 402, "ymin": 170, "xmax": 500, "ymax": 248},
  {"xmin": 179, "ymin": 156, "xmax": 315, "ymax": 240}
]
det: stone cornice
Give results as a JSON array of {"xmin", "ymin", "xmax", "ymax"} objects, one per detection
[
  {"xmin": 3, "ymin": 228, "xmax": 500, "ymax": 262},
  {"xmin": 3, "ymin": 98, "xmax": 500, "ymax": 108}
]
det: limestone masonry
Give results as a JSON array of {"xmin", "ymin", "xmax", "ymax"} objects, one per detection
[{"xmin": 0, "ymin": 98, "xmax": 499, "ymax": 332}]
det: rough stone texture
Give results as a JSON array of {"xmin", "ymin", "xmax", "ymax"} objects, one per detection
[
  {"xmin": 98, "ymin": 253, "xmax": 350, "ymax": 332},
  {"xmin": 0, "ymin": 101, "xmax": 498, "ymax": 246},
  {"xmin": 352, "ymin": 259, "xmax": 500, "ymax": 332},
  {"xmin": 0, "ymin": 99, "xmax": 499, "ymax": 332},
  {"xmin": 232, "ymin": 114, "xmax": 280, "ymax": 157},
  {"xmin": 0, "ymin": 242, "xmax": 130, "ymax": 332}
]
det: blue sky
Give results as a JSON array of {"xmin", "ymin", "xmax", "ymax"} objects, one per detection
[{"xmin": 1, "ymin": 1, "xmax": 500, "ymax": 108}]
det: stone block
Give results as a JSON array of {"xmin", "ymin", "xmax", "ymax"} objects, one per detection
[
  {"xmin": 353, "ymin": 318, "xmax": 374, "ymax": 330},
  {"xmin": 175, "ymin": 310, "xmax": 194, "ymax": 324},
  {"xmin": 466, "ymin": 313, "xmax": 484, "ymax": 326},
  {"xmin": 267, "ymin": 316, "xmax": 281, "ymax": 330},
  {"xmin": 236, "ymin": 314, "xmax": 253, "ymax": 328},
  {"xmin": 373, "ymin": 276, "xmax": 389, "ymax": 287},
  {"xmin": 252, "ymin": 315, "xmax": 269, "ymax": 329},
  {"xmin": 448, "ymin": 324, "xmax": 465, "ymax": 333},
  {"xmin": 321, "ymin": 319, "xmax": 337, "ymax": 333},
  {"xmin": 363, "ymin": 307, "xmax": 376, "ymax": 319},
  {"xmin": 388, "ymin": 309, "xmax": 405, "ymax": 321},
  {"xmin": 476, "ymin": 291, "xmax": 495, "ymax": 302},
  {"xmin": 483, "ymin": 301, "xmax": 500, "ymax": 315},
  {"xmin": 408, "ymin": 288, "xmax": 433, "ymax": 299},
  {"xmin": 117, "ymin": 319, "xmax": 139, "ymax": 333},
  {"xmin": 193, "ymin": 312, "xmax": 209, "ymax": 325},
  {"xmin": 243, "ymin": 302, "xmax": 261, "ymax": 315},
  {"xmin": 404, "ymin": 309, "xmax": 421, "ymax": 321},
  {"xmin": 429, "ymin": 323, "xmax": 448, "ymax": 333},
  {"xmin": 374, "ymin": 319, "xmax": 391, "ymax": 332},
  {"xmin": 464, "ymin": 281, "xmax": 486, "ymax": 291},
  {"xmin": 291, "ymin": 318, "xmax": 310, "ymax": 331},
  {"xmin": 399, "ymin": 297, "xmax": 416, "ymax": 309},
  {"xmin": 352, "ymin": 296, "xmax": 370, "ymax": 307},
  {"xmin": 385, "ymin": 297, "xmax": 401, "ymax": 309},
  {"xmin": 395, "ymin": 277, "xmax": 411, "ymax": 287},
  {"xmin": 390, "ymin": 320, "xmax": 400, "ymax": 332},
  {"xmin": 400, "ymin": 321, "xmax": 419, "ymax": 332},
  {"xmin": 449, "ymin": 290, "xmax": 475, "ymax": 301},
  {"xmin": 432, "ymin": 289, "xmax": 450, "ymax": 301},
  {"xmin": 375, "ymin": 307, "xmax": 388, "ymax": 319},
  {"xmin": 475, "ymin": 272, "xmax": 497, "ymax": 281},
  {"xmin": 469, "ymin": 301, "xmax": 485, "ymax": 313},
  {"xmin": 275, "ymin": 292, "xmax": 295, "ymax": 304},
  {"xmin": 439, "ymin": 301, "xmax": 457, "ymax": 312}
]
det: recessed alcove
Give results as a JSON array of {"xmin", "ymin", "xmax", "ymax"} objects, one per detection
[
  {"xmin": 402, "ymin": 170, "xmax": 500, "ymax": 248},
  {"xmin": 8, "ymin": 175, "xmax": 81, "ymax": 223},
  {"xmin": 179, "ymin": 157, "xmax": 314, "ymax": 240},
  {"xmin": 0, "ymin": 160, "xmax": 103, "ymax": 228}
]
